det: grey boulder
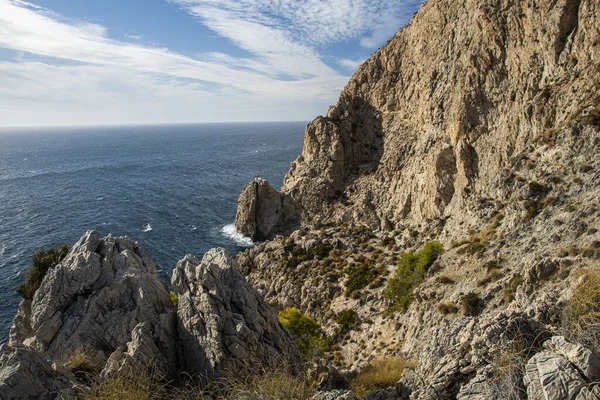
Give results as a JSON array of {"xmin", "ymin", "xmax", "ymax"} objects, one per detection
[{"xmin": 171, "ymin": 248, "xmax": 303, "ymax": 377}]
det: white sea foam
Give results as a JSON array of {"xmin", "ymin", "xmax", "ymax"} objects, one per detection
[
  {"xmin": 143, "ymin": 223, "xmax": 153, "ymax": 232},
  {"xmin": 221, "ymin": 224, "xmax": 254, "ymax": 247}
]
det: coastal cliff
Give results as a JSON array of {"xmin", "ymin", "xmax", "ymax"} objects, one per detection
[
  {"xmin": 236, "ymin": 0, "xmax": 599, "ymax": 239},
  {"xmin": 1, "ymin": 0, "xmax": 600, "ymax": 399},
  {"xmin": 233, "ymin": 0, "xmax": 600, "ymax": 398}
]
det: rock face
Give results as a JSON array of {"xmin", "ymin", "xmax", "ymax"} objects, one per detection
[
  {"xmin": 231, "ymin": 1, "xmax": 600, "ymax": 395},
  {"xmin": 171, "ymin": 248, "xmax": 303, "ymax": 377},
  {"xmin": 0, "ymin": 344, "xmax": 78, "ymax": 400},
  {"xmin": 9, "ymin": 231, "xmax": 177, "ymax": 374},
  {"xmin": 235, "ymin": 177, "xmax": 298, "ymax": 241},
  {"xmin": 3, "ymin": 233, "xmax": 305, "ymax": 396},
  {"xmin": 524, "ymin": 336, "xmax": 600, "ymax": 400},
  {"xmin": 236, "ymin": 0, "xmax": 600, "ymax": 236}
]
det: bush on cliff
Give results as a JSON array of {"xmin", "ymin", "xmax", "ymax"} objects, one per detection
[
  {"xmin": 384, "ymin": 241, "xmax": 444, "ymax": 312},
  {"xmin": 345, "ymin": 264, "xmax": 377, "ymax": 296},
  {"xmin": 278, "ymin": 307, "xmax": 327, "ymax": 360},
  {"xmin": 336, "ymin": 309, "xmax": 359, "ymax": 332},
  {"xmin": 16, "ymin": 244, "xmax": 69, "ymax": 300}
]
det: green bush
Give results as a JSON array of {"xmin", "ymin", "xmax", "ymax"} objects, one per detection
[
  {"xmin": 278, "ymin": 307, "xmax": 327, "ymax": 360},
  {"xmin": 17, "ymin": 245, "xmax": 69, "ymax": 300},
  {"xmin": 280, "ymin": 243, "xmax": 333, "ymax": 268},
  {"xmin": 461, "ymin": 292, "xmax": 484, "ymax": 316},
  {"xmin": 336, "ymin": 309, "xmax": 359, "ymax": 332},
  {"xmin": 345, "ymin": 265, "xmax": 377, "ymax": 296},
  {"xmin": 383, "ymin": 241, "xmax": 444, "ymax": 312},
  {"xmin": 169, "ymin": 291, "xmax": 179, "ymax": 306}
]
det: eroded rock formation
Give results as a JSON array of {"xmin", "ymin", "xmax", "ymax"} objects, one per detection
[
  {"xmin": 0, "ymin": 344, "xmax": 78, "ymax": 400},
  {"xmin": 2, "ymin": 232, "xmax": 301, "ymax": 397},
  {"xmin": 9, "ymin": 231, "xmax": 176, "ymax": 373},
  {"xmin": 235, "ymin": 177, "xmax": 298, "ymax": 241},
  {"xmin": 171, "ymin": 248, "xmax": 302, "ymax": 377}
]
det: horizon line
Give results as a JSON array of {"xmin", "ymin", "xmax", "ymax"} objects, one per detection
[{"xmin": 0, "ymin": 119, "xmax": 312, "ymax": 131}]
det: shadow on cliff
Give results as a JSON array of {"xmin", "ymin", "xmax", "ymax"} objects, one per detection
[{"xmin": 327, "ymin": 95, "xmax": 385, "ymax": 199}]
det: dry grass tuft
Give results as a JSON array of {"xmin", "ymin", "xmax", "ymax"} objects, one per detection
[
  {"xmin": 86, "ymin": 364, "xmax": 312, "ymax": 400},
  {"xmin": 349, "ymin": 357, "xmax": 416, "ymax": 397},
  {"xmin": 562, "ymin": 270, "xmax": 600, "ymax": 354},
  {"xmin": 218, "ymin": 369, "xmax": 314, "ymax": 400},
  {"xmin": 85, "ymin": 369, "xmax": 169, "ymax": 400}
]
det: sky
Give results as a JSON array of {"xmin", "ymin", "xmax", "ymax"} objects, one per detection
[{"xmin": 0, "ymin": 0, "xmax": 423, "ymax": 127}]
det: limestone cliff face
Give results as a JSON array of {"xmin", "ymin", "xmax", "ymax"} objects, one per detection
[
  {"xmin": 229, "ymin": 0, "xmax": 600, "ymax": 398},
  {"xmin": 235, "ymin": 177, "xmax": 298, "ymax": 241},
  {"xmin": 237, "ymin": 0, "xmax": 600, "ymax": 236}
]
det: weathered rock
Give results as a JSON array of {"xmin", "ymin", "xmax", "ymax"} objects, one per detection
[
  {"xmin": 171, "ymin": 249, "xmax": 303, "ymax": 377},
  {"xmin": 312, "ymin": 390, "xmax": 360, "ymax": 400},
  {"xmin": 235, "ymin": 177, "xmax": 298, "ymax": 241},
  {"xmin": 0, "ymin": 344, "xmax": 78, "ymax": 400},
  {"xmin": 524, "ymin": 336, "xmax": 600, "ymax": 400},
  {"xmin": 101, "ymin": 311, "xmax": 179, "ymax": 379},
  {"xmin": 9, "ymin": 231, "xmax": 176, "ymax": 373},
  {"xmin": 525, "ymin": 350, "xmax": 586, "ymax": 399}
]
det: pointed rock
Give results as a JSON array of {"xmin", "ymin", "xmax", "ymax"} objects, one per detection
[{"xmin": 171, "ymin": 248, "xmax": 303, "ymax": 377}]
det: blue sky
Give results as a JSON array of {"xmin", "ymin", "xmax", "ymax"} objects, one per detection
[{"xmin": 0, "ymin": 0, "xmax": 423, "ymax": 127}]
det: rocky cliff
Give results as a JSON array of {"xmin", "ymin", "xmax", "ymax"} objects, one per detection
[
  {"xmin": 1, "ymin": 0, "xmax": 600, "ymax": 399},
  {"xmin": 237, "ymin": 0, "xmax": 599, "ymax": 239},
  {"xmin": 1, "ymin": 231, "xmax": 301, "ymax": 398},
  {"xmin": 232, "ymin": 0, "xmax": 600, "ymax": 398}
]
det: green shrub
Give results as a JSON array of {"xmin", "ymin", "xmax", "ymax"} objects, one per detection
[
  {"xmin": 169, "ymin": 291, "xmax": 179, "ymax": 307},
  {"xmin": 437, "ymin": 302, "xmax": 459, "ymax": 315},
  {"xmin": 312, "ymin": 244, "xmax": 333, "ymax": 259},
  {"xmin": 278, "ymin": 307, "xmax": 327, "ymax": 360},
  {"xmin": 280, "ymin": 243, "xmax": 333, "ymax": 268},
  {"xmin": 461, "ymin": 292, "xmax": 484, "ymax": 316},
  {"xmin": 17, "ymin": 245, "xmax": 69, "ymax": 300},
  {"xmin": 383, "ymin": 241, "xmax": 444, "ymax": 312},
  {"xmin": 336, "ymin": 309, "xmax": 359, "ymax": 332},
  {"xmin": 345, "ymin": 265, "xmax": 376, "ymax": 296}
]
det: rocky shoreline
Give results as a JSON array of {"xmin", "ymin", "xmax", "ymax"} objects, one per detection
[{"xmin": 2, "ymin": 0, "xmax": 600, "ymax": 398}]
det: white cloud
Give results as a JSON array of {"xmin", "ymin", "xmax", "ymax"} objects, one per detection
[
  {"xmin": 337, "ymin": 58, "xmax": 364, "ymax": 71},
  {"xmin": 124, "ymin": 34, "xmax": 142, "ymax": 41},
  {"xmin": 0, "ymin": 0, "xmax": 422, "ymax": 126},
  {"xmin": 172, "ymin": 0, "xmax": 416, "ymax": 48}
]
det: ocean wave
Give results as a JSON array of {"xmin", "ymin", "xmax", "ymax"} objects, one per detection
[
  {"xmin": 142, "ymin": 223, "xmax": 153, "ymax": 232},
  {"xmin": 221, "ymin": 224, "xmax": 254, "ymax": 247}
]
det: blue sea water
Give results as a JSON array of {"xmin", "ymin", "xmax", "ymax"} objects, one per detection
[{"xmin": 0, "ymin": 122, "xmax": 305, "ymax": 342}]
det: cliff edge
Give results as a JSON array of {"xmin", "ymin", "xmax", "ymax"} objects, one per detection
[{"xmin": 236, "ymin": 0, "xmax": 599, "ymax": 239}]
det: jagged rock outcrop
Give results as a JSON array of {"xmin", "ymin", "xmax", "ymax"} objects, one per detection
[
  {"xmin": 235, "ymin": 177, "xmax": 298, "ymax": 241},
  {"xmin": 236, "ymin": 0, "xmax": 600, "ymax": 238},
  {"xmin": 9, "ymin": 231, "xmax": 177, "ymax": 375},
  {"xmin": 171, "ymin": 248, "xmax": 303, "ymax": 377},
  {"xmin": 0, "ymin": 344, "xmax": 78, "ymax": 400},
  {"xmin": 524, "ymin": 336, "xmax": 600, "ymax": 400}
]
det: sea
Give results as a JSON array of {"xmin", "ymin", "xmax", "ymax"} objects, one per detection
[{"xmin": 0, "ymin": 122, "xmax": 306, "ymax": 342}]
